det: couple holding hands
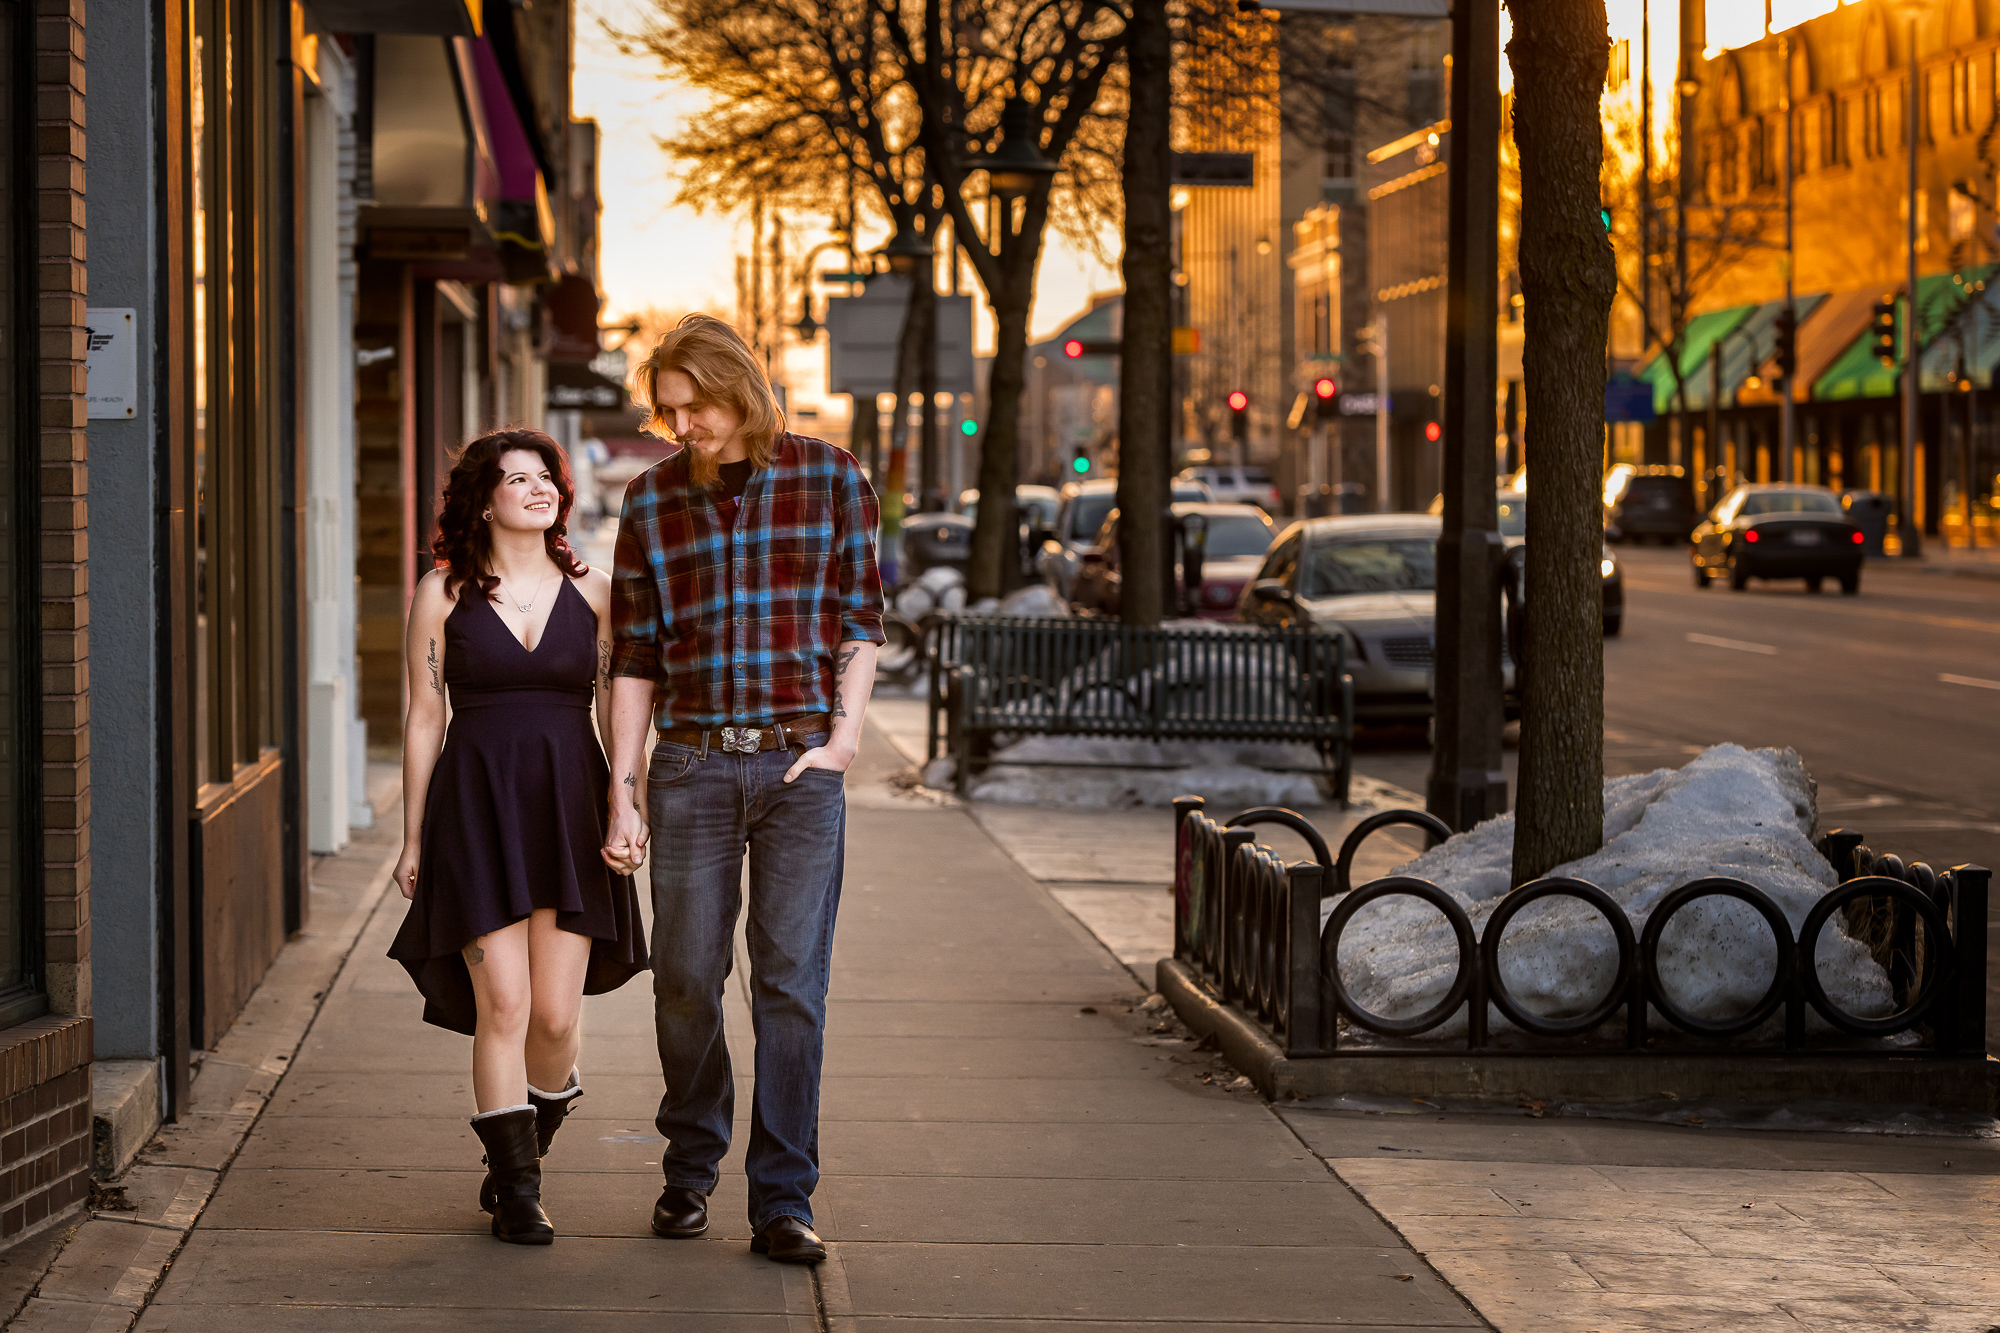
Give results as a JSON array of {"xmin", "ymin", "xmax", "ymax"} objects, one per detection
[{"xmin": 387, "ymin": 315, "xmax": 881, "ymax": 1263}]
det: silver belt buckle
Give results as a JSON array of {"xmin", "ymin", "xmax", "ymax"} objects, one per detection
[{"xmin": 720, "ymin": 726, "xmax": 762, "ymax": 755}]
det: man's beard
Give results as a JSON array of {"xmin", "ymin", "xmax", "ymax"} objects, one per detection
[{"xmin": 683, "ymin": 440, "xmax": 722, "ymax": 487}]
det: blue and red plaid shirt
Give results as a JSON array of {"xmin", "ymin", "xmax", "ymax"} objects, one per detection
[{"xmin": 609, "ymin": 432, "xmax": 885, "ymax": 728}]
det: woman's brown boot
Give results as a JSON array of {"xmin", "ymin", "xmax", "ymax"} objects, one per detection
[{"xmin": 470, "ymin": 1106, "xmax": 554, "ymax": 1244}]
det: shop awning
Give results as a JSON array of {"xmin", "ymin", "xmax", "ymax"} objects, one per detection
[
  {"xmin": 1638, "ymin": 304, "xmax": 1753, "ymax": 415},
  {"xmin": 1813, "ymin": 265, "xmax": 2000, "ymax": 400},
  {"xmin": 467, "ymin": 37, "xmax": 554, "ymax": 282},
  {"xmin": 307, "ymin": 0, "xmax": 479, "ymax": 36},
  {"xmin": 1730, "ymin": 293, "xmax": 1827, "ymax": 407},
  {"xmin": 1918, "ymin": 274, "xmax": 2000, "ymax": 391}
]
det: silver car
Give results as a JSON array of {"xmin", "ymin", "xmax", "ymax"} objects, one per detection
[{"xmin": 1237, "ymin": 514, "xmax": 1514, "ymax": 722}]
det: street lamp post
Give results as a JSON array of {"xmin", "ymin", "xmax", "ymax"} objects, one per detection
[
  {"xmin": 1893, "ymin": 1, "xmax": 1928, "ymax": 556},
  {"xmin": 1780, "ymin": 35, "xmax": 1797, "ymax": 482},
  {"xmin": 1427, "ymin": 0, "xmax": 1508, "ymax": 832}
]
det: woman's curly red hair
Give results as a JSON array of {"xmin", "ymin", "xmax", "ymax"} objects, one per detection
[{"xmin": 432, "ymin": 428, "xmax": 588, "ymax": 601}]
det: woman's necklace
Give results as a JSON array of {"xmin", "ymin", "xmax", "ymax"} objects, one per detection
[{"xmin": 497, "ymin": 568, "xmax": 556, "ymax": 614}]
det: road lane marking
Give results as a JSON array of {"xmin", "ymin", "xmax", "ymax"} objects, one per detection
[
  {"xmin": 1623, "ymin": 578, "xmax": 2000, "ymax": 635},
  {"xmin": 1940, "ymin": 673, "xmax": 2000, "ymax": 691},
  {"xmin": 1686, "ymin": 632, "xmax": 1778, "ymax": 655}
]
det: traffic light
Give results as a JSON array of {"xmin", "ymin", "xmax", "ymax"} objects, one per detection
[
  {"xmin": 1773, "ymin": 306, "xmax": 1798, "ymax": 380},
  {"xmin": 1313, "ymin": 377, "xmax": 1340, "ymax": 422},
  {"xmin": 960, "ymin": 419, "xmax": 978, "ymax": 437},
  {"xmin": 1872, "ymin": 296, "xmax": 1898, "ymax": 367},
  {"xmin": 1063, "ymin": 338, "xmax": 1121, "ymax": 358},
  {"xmin": 1424, "ymin": 421, "xmax": 1442, "ymax": 443},
  {"xmin": 1071, "ymin": 446, "xmax": 1090, "ymax": 475},
  {"xmin": 1228, "ymin": 391, "xmax": 1249, "ymax": 447},
  {"xmin": 1063, "ymin": 339, "xmax": 1084, "ymax": 358}
]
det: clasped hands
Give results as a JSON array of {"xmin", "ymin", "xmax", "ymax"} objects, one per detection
[{"xmin": 599, "ymin": 742, "xmax": 853, "ymax": 876}]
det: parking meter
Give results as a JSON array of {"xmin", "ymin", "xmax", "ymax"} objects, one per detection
[{"xmin": 1177, "ymin": 511, "xmax": 1209, "ymax": 616}]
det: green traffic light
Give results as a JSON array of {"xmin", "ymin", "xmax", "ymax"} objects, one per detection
[
  {"xmin": 960, "ymin": 420, "xmax": 977, "ymax": 436},
  {"xmin": 1072, "ymin": 455, "xmax": 1089, "ymax": 474}
]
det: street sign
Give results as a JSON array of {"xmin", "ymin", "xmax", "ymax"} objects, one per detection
[
  {"xmin": 1605, "ymin": 374, "xmax": 1656, "ymax": 424},
  {"xmin": 818, "ymin": 271, "xmax": 873, "ymax": 284},
  {"xmin": 1338, "ymin": 392, "xmax": 1386, "ymax": 416},
  {"xmin": 1171, "ymin": 152, "xmax": 1254, "ymax": 187},
  {"xmin": 85, "ymin": 308, "xmax": 137, "ymax": 420},
  {"xmin": 825, "ymin": 276, "xmax": 975, "ymax": 397}
]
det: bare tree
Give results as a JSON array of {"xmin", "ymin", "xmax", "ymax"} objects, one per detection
[{"xmin": 1507, "ymin": 0, "xmax": 1616, "ymax": 885}]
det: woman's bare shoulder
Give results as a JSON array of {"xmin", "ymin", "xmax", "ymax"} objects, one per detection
[{"xmin": 577, "ymin": 565, "xmax": 613, "ymax": 612}]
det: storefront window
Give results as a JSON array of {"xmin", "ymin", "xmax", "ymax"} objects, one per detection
[{"xmin": 0, "ymin": 0, "xmax": 42, "ymax": 1012}]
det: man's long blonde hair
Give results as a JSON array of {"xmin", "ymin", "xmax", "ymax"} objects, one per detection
[{"xmin": 632, "ymin": 314, "xmax": 786, "ymax": 474}]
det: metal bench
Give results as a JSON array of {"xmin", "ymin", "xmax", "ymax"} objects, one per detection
[{"xmin": 922, "ymin": 613, "xmax": 1354, "ymax": 801}]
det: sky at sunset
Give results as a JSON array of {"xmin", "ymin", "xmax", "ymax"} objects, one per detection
[{"xmin": 571, "ymin": 0, "xmax": 1804, "ymax": 417}]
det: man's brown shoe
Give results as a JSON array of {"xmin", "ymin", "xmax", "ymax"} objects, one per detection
[
  {"xmin": 750, "ymin": 1216, "xmax": 826, "ymax": 1264},
  {"xmin": 651, "ymin": 1185, "xmax": 709, "ymax": 1238}
]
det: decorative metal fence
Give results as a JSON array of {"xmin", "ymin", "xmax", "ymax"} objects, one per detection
[
  {"xmin": 1171, "ymin": 796, "xmax": 1990, "ymax": 1059},
  {"xmin": 923, "ymin": 614, "xmax": 1353, "ymax": 799}
]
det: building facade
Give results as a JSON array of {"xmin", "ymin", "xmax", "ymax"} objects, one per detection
[
  {"xmin": 0, "ymin": 0, "xmax": 604, "ymax": 1249},
  {"xmin": 1639, "ymin": 0, "xmax": 2000, "ymax": 543}
]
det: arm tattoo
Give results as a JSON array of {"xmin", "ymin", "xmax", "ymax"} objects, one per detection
[
  {"xmin": 832, "ymin": 646, "xmax": 857, "ymax": 718},
  {"xmin": 623, "ymin": 772, "xmax": 636, "ymax": 789},
  {"xmin": 598, "ymin": 639, "xmax": 611, "ymax": 684},
  {"xmin": 835, "ymin": 645, "xmax": 860, "ymax": 677},
  {"xmin": 426, "ymin": 638, "xmax": 441, "ymax": 696},
  {"xmin": 467, "ymin": 945, "xmax": 485, "ymax": 966},
  {"xmin": 833, "ymin": 688, "xmax": 847, "ymax": 719}
]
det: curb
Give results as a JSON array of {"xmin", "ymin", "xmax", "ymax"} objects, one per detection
[{"xmin": 1158, "ymin": 957, "xmax": 2000, "ymax": 1113}]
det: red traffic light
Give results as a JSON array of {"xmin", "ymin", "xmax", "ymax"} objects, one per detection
[
  {"xmin": 1424, "ymin": 421, "xmax": 1441, "ymax": 442},
  {"xmin": 1314, "ymin": 377, "xmax": 1337, "ymax": 399},
  {"xmin": 1227, "ymin": 390, "xmax": 1249, "ymax": 412},
  {"xmin": 1063, "ymin": 339, "xmax": 1084, "ymax": 358}
]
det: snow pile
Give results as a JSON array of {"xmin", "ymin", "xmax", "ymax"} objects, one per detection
[
  {"xmin": 959, "ymin": 735, "xmax": 1336, "ymax": 809},
  {"xmin": 1329, "ymin": 744, "xmax": 1893, "ymax": 1039},
  {"xmin": 894, "ymin": 566, "xmax": 968, "ymax": 619},
  {"xmin": 997, "ymin": 584, "xmax": 1071, "ymax": 618}
]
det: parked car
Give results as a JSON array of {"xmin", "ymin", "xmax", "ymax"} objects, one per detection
[
  {"xmin": 1038, "ymin": 477, "xmax": 1214, "ymax": 597},
  {"xmin": 1177, "ymin": 464, "xmax": 1281, "ymax": 513},
  {"xmin": 1605, "ymin": 466, "xmax": 1700, "ymax": 544},
  {"xmin": 1069, "ymin": 502, "xmax": 1276, "ymax": 620},
  {"xmin": 957, "ymin": 484, "xmax": 1062, "ymax": 528},
  {"xmin": 1691, "ymin": 484, "xmax": 1865, "ymax": 593},
  {"xmin": 1236, "ymin": 514, "xmax": 1518, "ymax": 722},
  {"xmin": 1492, "ymin": 489, "xmax": 1625, "ymax": 636},
  {"xmin": 897, "ymin": 512, "xmax": 974, "ymax": 581}
]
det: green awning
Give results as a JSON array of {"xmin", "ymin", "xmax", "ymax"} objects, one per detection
[
  {"xmin": 1814, "ymin": 266, "xmax": 2000, "ymax": 400},
  {"xmin": 1639, "ymin": 305, "xmax": 1755, "ymax": 415}
]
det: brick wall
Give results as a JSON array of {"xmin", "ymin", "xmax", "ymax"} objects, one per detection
[
  {"xmin": 37, "ymin": 0, "xmax": 88, "ymax": 1014},
  {"xmin": 2, "ymin": 0, "xmax": 96, "ymax": 1248},
  {"xmin": 0, "ymin": 1017, "xmax": 91, "ymax": 1240}
]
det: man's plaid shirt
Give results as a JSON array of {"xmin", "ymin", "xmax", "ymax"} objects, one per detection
[{"xmin": 609, "ymin": 432, "xmax": 885, "ymax": 728}]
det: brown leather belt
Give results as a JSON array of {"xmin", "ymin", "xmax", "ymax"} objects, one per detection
[{"xmin": 659, "ymin": 713, "xmax": 829, "ymax": 757}]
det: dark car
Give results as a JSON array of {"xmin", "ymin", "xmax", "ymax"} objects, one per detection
[
  {"xmin": 1691, "ymin": 484, "xmax": 1865, "ymax": 593},
  {"xmin": 1605, "ymin": 467, "xmax": 1699, "ymax": 544},
  {"xmin": 1070, "ymin": 502, "xmax": 1275, "ymax": 620},
  {"xmin": 899, "ymin": 512, "xmax": 974, "ymax": 581}
]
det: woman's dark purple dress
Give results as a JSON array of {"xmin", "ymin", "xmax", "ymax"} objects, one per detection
[{"xmin": 390, "ymin": 577, "xmax": 645, "ymax": 1034}]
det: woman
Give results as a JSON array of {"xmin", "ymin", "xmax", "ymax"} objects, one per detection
[{"xmin": 389, "ymin": 428, "xmax": 646, "ymax": 1245}]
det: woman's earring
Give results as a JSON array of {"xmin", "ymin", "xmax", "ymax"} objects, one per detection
[{"xmin": 483, "ymin": 510, "xmax": 493, "ymax": 521}]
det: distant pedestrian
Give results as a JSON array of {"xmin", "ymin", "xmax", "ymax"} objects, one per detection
[
  {"xmin": 603, "ymin": 314, "xmax": 884, "ymax": 1264},
  {"xmin": 389, "ymin": 428, "xmax": 647, "ymax": 1245}
]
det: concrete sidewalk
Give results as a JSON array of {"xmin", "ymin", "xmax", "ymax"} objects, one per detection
[{"xmin": 107, "ymin": 717, "xmax": 1478, "ymax": 1331}]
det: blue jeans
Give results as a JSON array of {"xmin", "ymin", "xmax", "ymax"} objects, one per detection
[{"xmin": 647, "ymin": 736, "xmax": 845, "ymax": 1229}]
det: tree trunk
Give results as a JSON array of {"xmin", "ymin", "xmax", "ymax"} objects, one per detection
[
  {"xmin": 967, "ymin": 218, "xmax": 1047, "ymax": 602},
  {"xmin": 1118, "ymin": 0, "xmax": 1174, "ymax": 626},
  {"xmin": 1507, "ymin": 0, "xmax": 1616, "ymax": 885}
]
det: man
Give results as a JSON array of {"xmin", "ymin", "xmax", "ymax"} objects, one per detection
[{"xmin": 604, "ymin": 314, "xmax": 882, "ymax": 1264}]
